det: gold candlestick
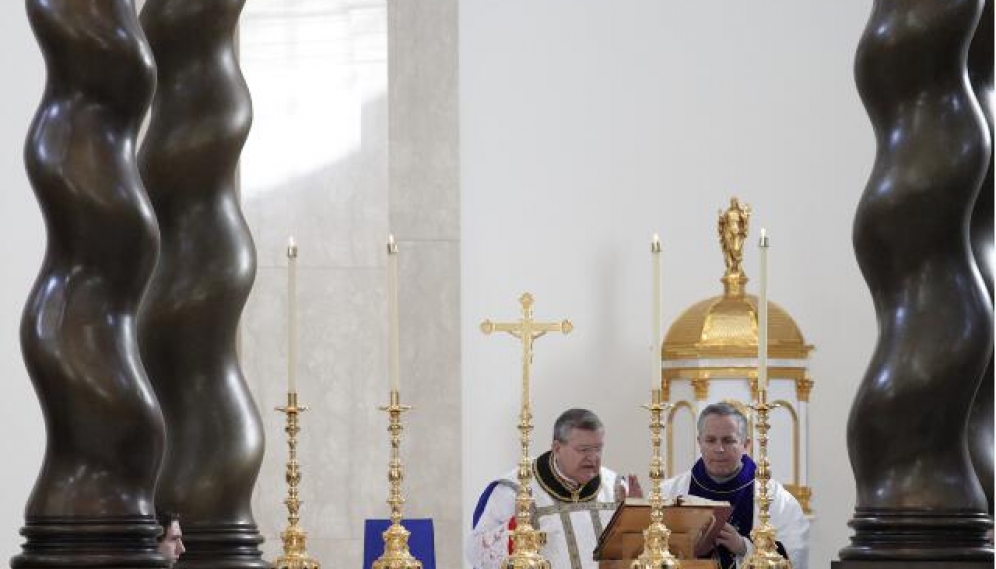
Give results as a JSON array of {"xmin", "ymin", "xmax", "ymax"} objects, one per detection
[
  {"xmin": 745, "ymin": 390, "xmax": 791, "ymax": 569},
  {"xmin": 481, "ymin": 293, "xmax": 572, "ymax": 569},
  {"xmin": 372, "ymin": 390, "xmax": 422, "ymax": 569},
  {"xmin": 631, "ymin": 388, "xmax": 680, "ymax": 569},
  {"xmin": 503, "ymin": 400, "xmax": 548, "ymax": 569},
  {"xmin": 274, "ymin": 392, "xmax": 320, "ymax": 569}
]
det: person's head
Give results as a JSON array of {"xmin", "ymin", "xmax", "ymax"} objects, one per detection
[
  {"xmin": 551, "ymin": 408, "xmax": 605, "ymax": 485},
  {"xmin": 697, "ymin": 402, "xmax": 751, "ymax": 479},
  {"xmin": 156, "ymin": 512, "xmax": 185, "ymax": 567}
]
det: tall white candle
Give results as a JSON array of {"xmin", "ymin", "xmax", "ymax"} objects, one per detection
[
  {"xmin": 387, "ymin": 234, "xmax": 400, "ymax": 392},
  {"xmin": 651, "ymin": 234, "xmax": 662, "ymax": 390},
  {"xmin": 758, "ymin": 228, "xmax": 769, "ymax": 393},
  {"xmin": 287, "ymin": 237, "xmax": 298, "ymax": 394}
]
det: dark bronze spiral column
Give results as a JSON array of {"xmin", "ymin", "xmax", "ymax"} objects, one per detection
[
  {"xmin": 967, "ymin": 0, "xmax": 994, "ymax": 518},
  {"xmin": 12, "ymin": 0, "xmax": 167, "ymax": 567},
  {"xmin": 841, "ymin": 0, "xmax": 993, "ymax": 561},
  {"xmin": 137, "ymin": 0, "xmax": 265, "ymax": 566}
]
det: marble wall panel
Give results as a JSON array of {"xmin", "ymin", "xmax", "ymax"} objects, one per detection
[
  {"xmin": 239, "ymin": 0, "xmax": 461, "ymax": 565},
  {"xmin": 246, "ymin": 268, "xmax": 387, "ymax": 546},
  {"xmin": 241, "ymin": 0, "xmax": 389, "ymax": 271},
  {"xmin": 248, "ymin": 164, "xmax": 389, "ymax": 270},
  {"xmin": 387, "ymin": 0, "xmax": 462, "ymax": 560},
  {"xmin": 399, "ymin": 241, "xmax": 461, "ymax": 515},
  {"xmin": 307, "ymin": 537, "xmax": 363, "ymax": 569},
  {"xmin": 388, "ymin": 0, "xmax": 460, "ymax": 241},
  {"xmin": 400, "ymin": 240, "xmax": 462, "ymax": 567},
  {"xmin": 387, "ymin": 0, "xmax": 462, "ymax": 563}
]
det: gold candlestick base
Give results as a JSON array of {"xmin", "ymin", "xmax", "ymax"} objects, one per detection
[
  {"xmin": 274, "ymin": 392, "xmax": 320, "ymax": 569},
  {"xmin": 502, "ymin": 510, "xmax": 551, "ymax": 569},
  {"xmin": 744, "ymin": 524, "xmax": 791, "ymax": 569},
  {"xmin": 630, "ymin": 522, "xmax": 680, "ymax": 569},
  {"xmin": 372, "ymin": 522, "xmax": 422, "ymax": 569},
  {"xmin": 502, "ymin": 549, "xmax": 551, "ymax": 569},
  {"xmin": 273, "ymin": 525, "xmax": 320, "ymax": 569}
]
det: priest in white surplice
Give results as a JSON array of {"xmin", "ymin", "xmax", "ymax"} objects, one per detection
[
  {"xmin": 661, "ymin": 402, "xmax": 809, "ymax": 569},
  {"xmin": 466, "ymin": 409, "xmax": 640, "ymax": 569}
]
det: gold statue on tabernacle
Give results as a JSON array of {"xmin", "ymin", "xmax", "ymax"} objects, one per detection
[{"xmin": 718, "ymin": 197, "xmax": 751, "ymax": 278}]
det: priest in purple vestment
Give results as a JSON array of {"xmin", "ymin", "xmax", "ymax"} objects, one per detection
[{"xmin": 661, "ymin": 402, "xmax": 809, "ymax": 569}]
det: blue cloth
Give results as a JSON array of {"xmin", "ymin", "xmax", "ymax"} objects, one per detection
[
  {"xmin": 472, "ymin": 481, "xmax": 502, "ymax": 528},
  {"xmin": 362, "ymin": 518, "xmax": 435, "ymax": 569},
  {"xmin": 688, "ymin": 455, "xmax": 756, "ymax": 569}
]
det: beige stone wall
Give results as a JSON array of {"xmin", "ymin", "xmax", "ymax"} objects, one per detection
[
  {"xmin": 388, "ymin": 0, "xmax": 461, "ymax": 566},
  {"xmin": 239, "ymin": 0, "xmax": 460, "ymax": 566}
]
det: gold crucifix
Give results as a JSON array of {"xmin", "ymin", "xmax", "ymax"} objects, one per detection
[
  {"xmin": 481, "ymin": 292, "xmax": 573, "ymax": 404},
  {"xmin": 480, "ymin": 292, "xmax": 572, "ymax": 569}
]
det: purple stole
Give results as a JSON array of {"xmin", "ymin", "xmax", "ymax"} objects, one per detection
[{"xmin": 688, "ymin": 455, "xmax": 756, "ymax": 569}]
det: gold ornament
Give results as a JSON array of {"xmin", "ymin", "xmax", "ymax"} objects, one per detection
[
  {"xmin": 631, "ymin": 388, "xmax": 681, "ymax": 569},
  {"xmin": 744, "ymin": 392, "xmax": 791, "ymax": 569},
  {"xmin": 273, "ymin": 392, "xmax": 320, "ymax": 569},
  {"xmin": 372, "ymin": 390, "xmax": 422, "ymax": 569},
  {"xmin": 481, "ymin": 293, "xmax": 572, "ymax": 569}
]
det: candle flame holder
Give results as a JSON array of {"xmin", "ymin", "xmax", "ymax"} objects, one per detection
[
  {"xmin": 372, "ymin": 390, "xmax": 422, "ymax": 569},
  {"xmin": 274, "ymin": 392, "xmax": 320, "ymax": 569},
  {"xmin": 745, "ymin": 391, "xmax": 791, "ymax": 569},
  {"xmin": 631, "ymin": 388, "xmax": 680, "ymax": 569}
]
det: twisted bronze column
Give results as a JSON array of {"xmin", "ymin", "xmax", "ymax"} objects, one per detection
[
  {"xmin": 13, "ymin": 0, "xmax": 167, "ymax": 566},
  {"xmin": 138, "ymin": 0, "xmax": 265, "ymax": 566},
  {"xmin": 967, "ymin": 0, "xmax": 994, "ymax": 518},
  {"xmin": 842, "ymin": 0, "xmax": 993, "ymax": 561}
]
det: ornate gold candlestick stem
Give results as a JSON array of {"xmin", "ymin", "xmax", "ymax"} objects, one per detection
[
  {"xmin": 632, "ymin": 388, "xmax": 680, "ymax": 569},
  {"xmin": 501, "ymin": 394, "xmax": 550, "ymax": 569},
  {"xmin": 745, "ymin": 389, "xmax": 790, "ymax": 569},
  {"xmin": 274, "ymin": 392, "xmax": 320, "ymax": 569},
  {"xmin": 373, "ymin": 389, "xmax": 422, "ymax": 569}
]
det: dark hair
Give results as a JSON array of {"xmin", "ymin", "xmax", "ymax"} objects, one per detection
[
  {"xmin": 553, "ymin": 408, "xmax": 604, "ymax": 443},
  {"xmin": 156, "ymin": 511, "xmax": 180, "ymax": 541},
  {"xmin": 697, "ymin": 402, "xmax": 748, "ymax": 440}
]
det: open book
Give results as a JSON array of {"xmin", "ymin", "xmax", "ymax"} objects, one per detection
[{"xmin": 593, "ymin": 496, "xmax": 732, "ymax": 561}]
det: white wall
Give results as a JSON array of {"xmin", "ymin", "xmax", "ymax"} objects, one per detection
[
  {"xmin": 0, "ymin": 0, "xmax": 46, "ymax": 561},
  {"xmin": 460, "ymin": 2, "xmax": 876, "ymax": 568}
]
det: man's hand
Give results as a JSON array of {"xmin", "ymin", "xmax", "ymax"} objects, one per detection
[
  {"xmin": 715, "ymin": 523, "xmax": 747, "ymax": 555},
  {"xmin": 626, "ymin": 474, "xmax": 644, "ymax": 498}
]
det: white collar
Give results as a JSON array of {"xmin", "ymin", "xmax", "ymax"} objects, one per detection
[{"xmin": 551, "ymin": 455, "xmax": 581, "ymax": 490}]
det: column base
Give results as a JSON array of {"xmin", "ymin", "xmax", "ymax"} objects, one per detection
[
  {"xmin": 838, "ymin": 509, "xmax": 993, "ymax": 561},
  {"xmin": 11, "ymin": 516, "xmax": 168, "ymax": 569},
  {"xmin": 175, "ymin": 523, "xmax": 268, "ymax": 569}
]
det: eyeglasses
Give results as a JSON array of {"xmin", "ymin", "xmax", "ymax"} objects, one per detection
[{"xmin": 567, "ymin": 445, "xmax": 603, "ymax": 457}]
